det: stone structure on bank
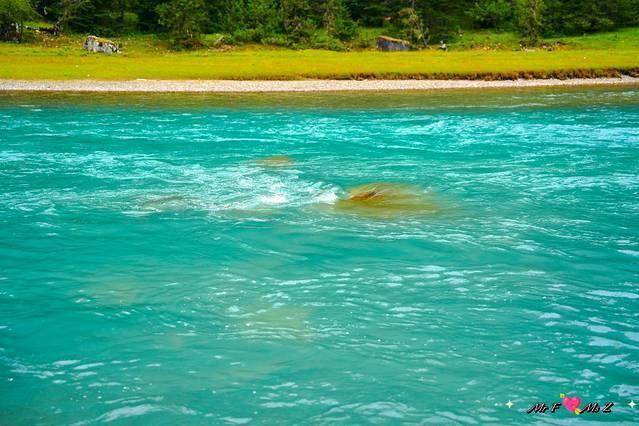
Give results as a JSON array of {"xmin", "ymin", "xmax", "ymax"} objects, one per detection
[
  {"xmin": 83, "ymin": 36, "xmax": 119, "ymax": 54},
  {"xmin": 376, "ymin": 36, "xmax": 411, "ymax": 52}
]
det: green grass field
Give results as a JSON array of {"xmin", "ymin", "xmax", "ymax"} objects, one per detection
[{"xmin": 2, "ymin": 28, "xmax": 639, "ymax": 80}]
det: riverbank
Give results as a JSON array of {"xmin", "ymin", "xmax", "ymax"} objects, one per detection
[
  {"xmin": 1, "ymin": 77, "xmax": 638, "ymax": 92},
  {"xmin": 3, "ymin": 28, "xmax": 639, "ymax": 81},
  {"xmin": 3, "ymin": 36, "xmax": 639, "ymax": 81}
]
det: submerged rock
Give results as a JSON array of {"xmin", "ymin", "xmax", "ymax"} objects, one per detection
[
  {"xmin": 335, "ymin": 182, "xmax": 438, "ymax": 217},
  {"xmin": 140, "ymin": 194, "xmax": 189, "ymax": 211},
  {"xmin": 233, "ymin": 305, "xmax": 313, "ymax": 341},
  {"xmin": 254, "ymin": 155, "xmax": 294, "ymax": 168}
]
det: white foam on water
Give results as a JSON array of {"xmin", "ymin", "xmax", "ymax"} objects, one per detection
[
  {"xmin": 589, "ymin": 290, "xmax": 639, "ymax": 299},
  {"xmin": 259, "ymin": 194, "xmax": 288, "ymax": 204},
  {"xmin": 131, "ymin": 163, "xmax": 340, "ymax": 214},
  {"xmin": 313, "ymin": 190, "xmax": 338, "ymax": 204},
  {"xmin": 2, "ymin": 151, "xmax": 342, "ymax": 216}
]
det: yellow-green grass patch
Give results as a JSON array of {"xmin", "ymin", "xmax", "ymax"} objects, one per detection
[{"xmin": 2, "ymin": 29, "xmax": 639, "ymax": 80}]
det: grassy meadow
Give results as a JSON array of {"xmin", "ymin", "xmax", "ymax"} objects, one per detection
[{"xmin": 1, "ymin": 28, "xmax": 639, "ymax": 80}]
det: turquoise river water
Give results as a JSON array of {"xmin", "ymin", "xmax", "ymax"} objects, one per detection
[{"xmin": 0, "ymin": 88, "xmax": 638, "ymax": 424}]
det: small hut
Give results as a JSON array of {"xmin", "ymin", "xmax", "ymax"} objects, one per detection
[
  {"xmin": 83, "ymin": 36, "xmax": 119, "ymax": 54},
  {"xmin": 376, "ymin": 36, "xmax": 411, "ymax": 52}
]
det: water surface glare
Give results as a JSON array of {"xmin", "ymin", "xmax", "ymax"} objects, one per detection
[{"xmin": 1, "ymin": 89, "xmax": 639, "ymax": 424}]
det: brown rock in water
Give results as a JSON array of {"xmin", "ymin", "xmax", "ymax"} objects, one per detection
[
  {"xmin": 140, "ymin": 194, "xmax": 188, "ymax": 210},
  {"xmin": 254, "ymin": 155, "xmax": 294, "ymax": 167},
  {"xmin": 335, "ymin": 183, "xmax": 437, "ymax": 217}
]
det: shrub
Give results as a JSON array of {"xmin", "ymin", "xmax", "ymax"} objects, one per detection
[
  {"xmin": 311, "ymin": 30, "xmax": 347, "ymax": 51},
  {"xmin": 231, "ymin": 28, "xmax": 261, "ymax": 43},
  {"xmin": 203, "ymin": 33, "xmax": 227, "ymax": 48},
  {"xmin": 352, "ymin": 33, "xmax": 374, "ymax": 48},
  {"xmin": 260, "ymin": 34, "xmax": 289, "ymax": 47}
]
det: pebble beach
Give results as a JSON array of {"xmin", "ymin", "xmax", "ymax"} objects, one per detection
[{"xmin": 1, "ymin": 76, "xmax": 638, "ymax": 92}]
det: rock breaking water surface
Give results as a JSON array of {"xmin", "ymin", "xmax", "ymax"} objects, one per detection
[{"xmin": 0, "ymin": 89, "xmax": 638, "ymax": 424}]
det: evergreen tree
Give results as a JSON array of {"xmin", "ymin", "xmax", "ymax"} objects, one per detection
[
  {"xmin": 281, "ymin": 0, "xmax": 315, "ymax": 43},
  {"xmin": 516, "ymin": 0, "xmax": 543, "ymax": 45},
  {"xmin": 414, "ymin": 0, "xmax": 475, "ymax": 40},
  {"xmin": 542, "ymin": 0, "xmax": 638, "ymax": 35},
  {"xmin": 245, "ymin": 0, "xmax": 280, "ymax": 40},
  {"xmin": 22, "ymin": 0, "xmax": 639, "ymax": 46},
  {"xmin": 135, "ymin": 0, "xmax": 162, "ymax": 32},
  {"xmin": 156, "ymin": 0, "xmax": 208, "ymax": 48},
  {"xmin": 468, "ymin": 0, "xmax": 514, "ymax": 30},
  {"xmin": 0, "ymin": 0, "xmax": 36, "ymax": 40},
  {"xmin": 396, "ymin": 3, "xmax": 426, "ymax": 45},
  {"xmin": 324, "ymin": 0, "xmax": 357, "ymax": 41}
]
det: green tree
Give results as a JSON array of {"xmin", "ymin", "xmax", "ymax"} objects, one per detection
[
  {"xmin": 414, "ymin": 0, "xmax": 475, "ymax": 41},
  {"xmin": 516, "ymin": 0, "xmax": 543, "ymax": 45},
  {"xmin": 281, "ymin": 0, "xmax": 315, "ymax": 44},
  {"xmin": 247, "ymin": 0, "xmax": 280, "ymax": 35},
  {"xmin": 19, "ymin": 0, "xmax": 639, "ymax": 47},
  {"xmin": 54, "ymin": 0, "xmax": 89, "ymax": 34},
  {"xmin": 324, "ymin": 0, "xmax": 357, "ymax": 41},
  {"xmin": 55, "ymin": 0, "xmax": 139, "ymax": 35},
  {"xmin": 216, "ymin": 0, "xmax": 247, "ymax": 34},
  {"xmin": 542, "ymin": 0, "xmax": 637, "ymax": 35},
  {"xmin": 242, "ymin": 0, "xmax": 281, "ymax": 42},
  {"xmin": 0, "ymin": 0, "xmax": 36, "ymax": 41},
  {"xmin": 156, "ymin": 0, "xmax": 208, "ymax": 48},
  {"xmin": 346, "ymin": 0, "xmax": 400, "ymax": 27},
  {"xmin": 215, "ymin": 0, "xmax": 281, "ymax": 43},
  {"xmin": 396, "ymin": 1, "xmax": 426, "ymax": 46},
  {"xmin": 468, "ymin": 0, "xmax": 514, "ymax": 30},
  {"xmin": 135, "ymin": 0, "xmax": 162, "ymax": 32}
]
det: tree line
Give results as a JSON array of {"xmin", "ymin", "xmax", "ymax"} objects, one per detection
[{"xmin": 2, "ymin": 0, "xmax": 639, "ymax": 48}]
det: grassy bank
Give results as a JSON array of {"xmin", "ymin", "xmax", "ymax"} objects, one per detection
[{"xmin": 2, "ymin": 29, "xmax": 639, "ymax": 80}]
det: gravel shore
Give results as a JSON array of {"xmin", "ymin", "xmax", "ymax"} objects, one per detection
[{"xmin": 1, "ymin": 77, "xmax": 638, "ymax": 92}]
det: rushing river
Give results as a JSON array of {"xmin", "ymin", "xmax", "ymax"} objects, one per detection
[{"xmin": 1, "ymin": 89, "xmax": 638, "ymax": 424}]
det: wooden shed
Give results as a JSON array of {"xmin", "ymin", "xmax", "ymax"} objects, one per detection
[{"xmin": 377, "ymin": 36, "xmax": 411, "ymax": 52}]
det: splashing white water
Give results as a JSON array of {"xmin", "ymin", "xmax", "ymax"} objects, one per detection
[{"xmin": 133, "ymin": 164, "xmax": 339, "ymax": 214}]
